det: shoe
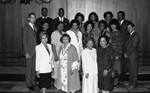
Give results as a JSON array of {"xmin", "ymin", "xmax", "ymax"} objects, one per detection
[
  {"xmin": 124, "ymin": 81, "xmax": 130, "ymax": 86},
  {"xmin": 127, "ymin": 84, "xmax": 136, "ymax": 89},
  {"xmin": 28, "ymin": 86, "xmax": 35, "ymax": 90}
]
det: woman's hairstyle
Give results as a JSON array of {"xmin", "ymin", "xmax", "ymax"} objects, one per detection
[
  {"xmin": 98, "ymin": 20, "xmax": 108, "ymax": 29},
  {"xmin": 109, "ymin": 18, "xmax": 120, "ymax": 30},
  {"xmin": 84, "ymin": 21, "xmax": 94, "ymax": 31},
  {"xmin": 103, "ymin": 11, "xmax": 114, "ymax": 20},
  {"xmin": 85, "ymin": 37, "xmax": 95, "ymax": 47},
  {"xmin": 55, "ymin": 21, "xmax": 64, "ymax": 30},
  {"xmin": 74, "ymin": 12, "xmax": 85, "ymax": 22},
  {"xmin": 39, "ymin": 31, "xmax": 49, "ymax": 40},
  {"xmin": 70, "ymin": 19, "xmax": 80, "ymax": 28},
  {"xmin": 88, "ymin": 12, "xmax": 99, "ymax": 22},
  {"xmin": 60, "ymin": 34, "xmax": 71, "ymax": 43},
  {"xmin": 100, "ymin": 35, "xmax": 110, "ymax": 45}
]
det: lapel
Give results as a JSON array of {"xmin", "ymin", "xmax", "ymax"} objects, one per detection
[
  {"xmin": 27, "ymin": 24, "xmax": 36, "ymax": 37},
  {"xmin": 126, "ymin": 31, "xmax": 136, "ymax": 45},
  {"xmin": 40, "ymin": 43, "xmax": 50, "ymax": 57}
]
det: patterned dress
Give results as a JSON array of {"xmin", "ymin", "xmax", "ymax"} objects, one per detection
[
  {"xmin": 82, "ymin": 32, "xmax": 94, "ymax": 48},
  {"xmin": 110, "ymin": 31, "xmax": 123, "ymax": 75}
]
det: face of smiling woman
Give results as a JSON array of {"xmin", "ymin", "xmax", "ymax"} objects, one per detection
[
  {"xmin": 62, "ymin": 36, "xmax": 69, "ymax": 45},
  {"xmin": 41, "ymin": 35, "xmax": 48, "ymax": 45},
  {"xmin": 100, "ymin": 37, "xmax": 108, "ymax": 48},
  {"xmin": 86, "ymin": 40, "xmax": 93, "ymax": 49}
]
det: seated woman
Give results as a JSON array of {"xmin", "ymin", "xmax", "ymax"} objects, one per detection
[
  {"xmin": 97, "ymin": 35, "xmax": 115, "ymax": 93},
  {"xmin": 35, "ymin": 31, "xmax": 54, "ymax": 93},
  {"xmin": 82, "ymin": 38, "xmax": 98, "ymax": 93},
  {"xmin": 58, "ymin": 34, "xmax": 81, "ymax": 93}
]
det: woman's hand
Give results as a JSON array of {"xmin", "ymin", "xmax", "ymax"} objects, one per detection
[
  {"xmin": 103, "ymin": 69, "xmax": 108, "ymax": 76},
  {"xmin": 36, "ymin": 71, "xmax": 40, "ymax": 78},
  {"xmin": 85, "ymin": 73, "xmax": 89, "ymax": 79},
  {"xmin": 70, "ymin": 70, "xmax": 74, "ymax": 75}
]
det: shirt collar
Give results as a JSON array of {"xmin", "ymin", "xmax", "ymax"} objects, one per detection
[
  {"xmin": 42, "ymin": 16, "xmax": 48, "ymax": 19},
  {"xmin": 29, "ymin": 22, "xmax": 34, "ymax": 29},
  {"xmin": 59, "ymin": 16, "xmax": 64, "ymax": 21},
  {"xmin": 130, "ymin": 30, "xmax": 135, "ymax": 35},
  {"xmin": 120, "ymin": 19, "xmax": 124, "ymax": 25}
]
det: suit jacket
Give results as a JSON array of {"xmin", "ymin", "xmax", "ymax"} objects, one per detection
[
  {"xmin": 53, "ymin": 17, "xmax": 70, "ymax": 32},
  {"xmin": 35, "ymin": 43, "xmax": 54, "ymax": 73},
  {"xmin": 22, "ymin": 23, "xmax": 37, "ymax": 57},
  {"xmin": 125, "ymin": 31, "xmax": 140, "ymax": 57},
  {"xmin": 120, "ymin": 19, "xmax": 131, "ymax": 43}
]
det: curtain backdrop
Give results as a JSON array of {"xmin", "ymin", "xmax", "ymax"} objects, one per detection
[{"xmin": 0, "ymin": 0, "xmax": 150, "ymax": 56}]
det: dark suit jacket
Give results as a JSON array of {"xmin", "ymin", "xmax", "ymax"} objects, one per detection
[
  {"xmin": 125, "ymin": 31, "xmax": 140, "ymax": 57},
  {"xmin": 22, "ymin": 24, "xmax": 37, "ymax": 57},
  {"xmin": 53, "ymin": 17, "xmax": 70, "ymax": 32},
  {"xmin": 35, "ymin": 17, "xmax": 53, "ymax": 44},
  {"xmin": 120, "ymin": 19, "xmax": 131, "ymax": 44}
]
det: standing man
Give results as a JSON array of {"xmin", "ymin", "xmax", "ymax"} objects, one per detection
[
  {"xmin": 22, "ymin": 13, "xmax": 37, "ymax": 90},
  {"xmin": 124, "ymin": 22, "xmax": 140, "ymax": 89},
  {"xmin": 117, "ymin": 11, "xmax": 131, "ymax": 81},
  {"xmin": 35, "ymin": 7, "xmax": 53, "ymax": 44},
  {"xmin": 53, "ymin": 8, "xmax": 70, "ymax": 32}
]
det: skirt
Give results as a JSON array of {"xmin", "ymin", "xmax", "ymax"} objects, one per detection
[{"xmin": 39, "ymin": 73, "xmax": 52, "ymax": 88}]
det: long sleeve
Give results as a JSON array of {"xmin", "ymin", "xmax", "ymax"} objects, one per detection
[
  {"xmin": 125, "ymin": 34, "xmax": 140, "ymax": 56},
  {"xmin": 35, "ymin": 46, "xmax": 41, "ymax": 71},
  {"xmin": 22, "ymin": 26, "xmax": 28, "ymax": 54},
  {"xmin": 82, "ymin": 51, "xmax": 88, "ymax": 74}
]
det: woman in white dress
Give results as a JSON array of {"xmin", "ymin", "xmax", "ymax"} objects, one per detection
[
  {"xmin": 51, "ymin": 21, "xmax": 65, "ymax": 89},
  {"xmin": 82, "ymin": 37, "xmax": 98, "ymax": 93},
  {"xmin": 66, "ymin": 19, "xmax": 83, "ymax": 60}
]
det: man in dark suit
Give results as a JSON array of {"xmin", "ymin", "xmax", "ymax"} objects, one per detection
[
  {"xmin": 22, "ymin": 13, "xmax": 37, "ymax": 90},
  {"xmin": 53, "ymin": 8, "xmax": 70, "ymax": 32},
  {"xmin": 35, "ymin": 7, "xmax": 53, "ymax": 44},
  {"xmin": 124, "ymin": 22, "xmax": 140, "ymax": 89},
  {"xmin": 117, "ymin": 11, "xmax": 131, "ymax": 81}
]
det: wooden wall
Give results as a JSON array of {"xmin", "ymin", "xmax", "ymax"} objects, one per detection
[{"xmin": 0, "ymin": 0, "xmax": 150, "ymax": 57}]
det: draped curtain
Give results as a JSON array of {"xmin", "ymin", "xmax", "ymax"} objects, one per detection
[{"xmin": 0, "ymin": 0, "xmax": 150, "ymax": 56}]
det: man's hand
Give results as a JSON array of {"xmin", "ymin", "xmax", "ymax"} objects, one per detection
[
  {"xmin": 25, "ymin": 53, "xmax": 30, "ymax": 59},
  {"xmin": 124, "ymin": 53, "xmax": 128, "ymax": 58},
  {"xmin": 103, "ymin": 69, "xmax": 108, "ymax": 76}
]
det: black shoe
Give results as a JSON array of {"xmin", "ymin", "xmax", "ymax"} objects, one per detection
[{"xmin": 28, "ymin": 86, "xmax": 35, "ymax": 90}]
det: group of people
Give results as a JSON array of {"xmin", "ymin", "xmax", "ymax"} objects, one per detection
[{"xmin": 22, "ymin": 7, "xmax": 140, "ymax": 93}]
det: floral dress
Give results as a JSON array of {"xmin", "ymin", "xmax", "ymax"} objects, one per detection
[{"xmin": 59, "ymin": 44, "xmax": 69, "ymax": 92}]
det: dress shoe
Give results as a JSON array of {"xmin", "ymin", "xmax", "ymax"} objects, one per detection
[
  {"xmin": 124, "ymin": 81, "xmax": 130, "ymax": 86},
  {"xmin": 28, "ymin": 86, "xmax": 35, "ymax": 90},
  {"xmin": 127, "ymin": 84, "xmax": 136, "ymax": 89}
]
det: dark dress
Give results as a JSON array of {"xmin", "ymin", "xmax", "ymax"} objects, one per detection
[
  {"xmin": 110, "ymin": 31, "xmax": 123, "ymax": 75},
  {"xmin": 97, "ymin": 45, "xmax": 115, "ymax": 91}
]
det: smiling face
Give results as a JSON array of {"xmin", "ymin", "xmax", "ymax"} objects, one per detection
[
  {"xmin": 87, "ymin": 24, "xmax": 93, "ymax": 32},
  {"xmin": 127, "ymin": 24, "xmax": 135, "ymax": 34},
  {"xmin": 105, "ymin": 14, "xmax": 112, "ymax": 22},
  {"xmin": 86, "ymin": 40, "xmax": 93, "ymax": 49},
  {"xmin": 28, "ymin": 14, "xmax": 36, "ymax": 24},
  {"xmin": 110, "ymin": 24, "xmax": 117, "ymax": 31},
  {"xmin": 62, "ymin": 36, "xmax": 69, "ymax": 45},
  {"xmin": 57, "ymin": 23, "xmax": 64, "ymax": 31},
  {"xmin": 41, "ymin": 34, "xmax": 48, "ymax": 45},
  {"xmin": 100, "ymin": 37, "xmax": 108, "ymax": 48},
  {"xmin": 72, "ymin": 22, "xmax": 78, "ymax": 31}
]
